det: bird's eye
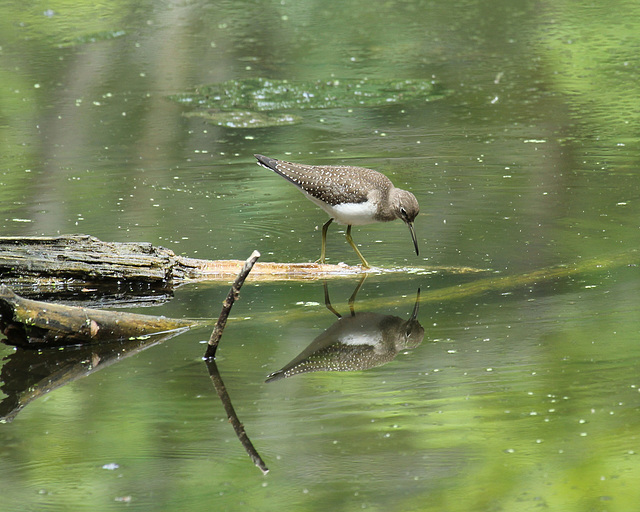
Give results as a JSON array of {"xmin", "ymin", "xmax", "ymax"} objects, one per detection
[{"xmin": 400, "ymin": 207, "xmax": 408, "ymax": 218}]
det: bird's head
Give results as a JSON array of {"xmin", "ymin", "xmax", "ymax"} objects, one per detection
[{"xmin": 391, "ymin": 189, "xmax": 420, "ymax": 256}]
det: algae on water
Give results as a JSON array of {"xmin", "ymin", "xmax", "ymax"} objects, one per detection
[{"xmin": 170, "ymin": 78, "xmax": 446, "ymax": 128}]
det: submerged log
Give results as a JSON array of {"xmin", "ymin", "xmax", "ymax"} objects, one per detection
[{"xmin": 0, "ymin": 285, "xmax": 199, "ymax": 347}]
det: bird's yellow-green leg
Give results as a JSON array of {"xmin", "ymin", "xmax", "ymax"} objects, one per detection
[
  {"xmin": 347, "ymin": 273, "xmax": 367, "ymax": 314},
  {"xmin": 346, "ymin": 225, "xmax": 370, "ymax": 268},
  {"xmin": 316, "ymin": 218, "xmax": 333, "ymax": 264}
]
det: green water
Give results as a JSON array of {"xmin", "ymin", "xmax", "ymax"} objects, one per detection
[{"xmin": 1, "ymin": 0, "xmax": 640, "ymax": 510}]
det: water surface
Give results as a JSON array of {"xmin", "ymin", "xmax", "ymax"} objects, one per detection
[{"xmin": 1, "ymin": 1, "xmax": 639, "ymax": 511}]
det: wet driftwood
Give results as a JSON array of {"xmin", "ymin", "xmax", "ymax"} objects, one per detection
[{"xmin": 0, "ymin": 234, "xmax": 364, "ymax": 287}]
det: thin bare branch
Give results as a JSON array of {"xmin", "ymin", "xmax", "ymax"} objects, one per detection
[{"xmin": 204, "ymin": 250, "xmax": 260, "ymax": 360}]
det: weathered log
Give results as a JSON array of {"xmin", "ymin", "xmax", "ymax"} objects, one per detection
[
  {"xmin": 0, "ymin": 235, "xmax": 481, "ymax": 291},
  {"xmin": 0, "ymin": 235, "xmax": 176, "ymax": 289},
  {"xmin": 0, "ymin": 235, "xmax": 364, "ymax": 285}
]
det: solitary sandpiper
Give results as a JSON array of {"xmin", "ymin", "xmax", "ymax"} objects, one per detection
[{"xmin": 255, "ymin": 154, "xmax": 420, "ymax": 267}]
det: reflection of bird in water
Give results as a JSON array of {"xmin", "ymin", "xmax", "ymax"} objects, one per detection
[{"xmin": 266, "ymin": 283, "xmax": 423, "ymax": 382}]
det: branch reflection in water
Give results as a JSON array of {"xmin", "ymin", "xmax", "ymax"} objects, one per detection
[{"xmin": 266, "ymin": 278, "xmax": 424, "ymax": 382}]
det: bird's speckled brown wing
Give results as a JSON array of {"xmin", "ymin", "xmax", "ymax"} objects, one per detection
[{"xmin": 255, "ymin": 154, "xmax": 392, "ymax": 206}]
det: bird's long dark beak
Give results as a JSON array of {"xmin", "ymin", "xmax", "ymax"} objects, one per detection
[
  {"xmin": 407, "ymin": 221, "xmax": 419, "ymax": 256},
  {"xmin": 410, "ymin": 288, "xmax": 421, "ymax": 321}
]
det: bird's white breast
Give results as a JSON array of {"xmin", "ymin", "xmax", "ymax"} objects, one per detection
[{"xmin": 307, "ymin": 194, "xmax": 379, "ymax": 225}]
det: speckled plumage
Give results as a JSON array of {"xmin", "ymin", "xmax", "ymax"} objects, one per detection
[
  {"xmin": 257, "ymin": 154, "xmax": 390, "ymax": 208},
  {"xmin": 255, "ymin": 154, "xmax": 420, "ymax": 267}
]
